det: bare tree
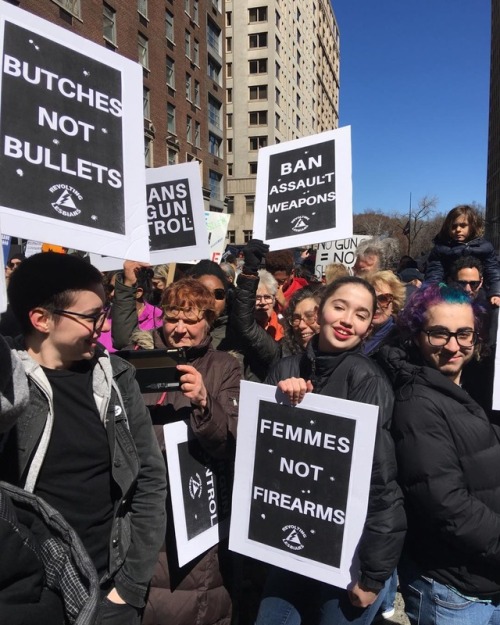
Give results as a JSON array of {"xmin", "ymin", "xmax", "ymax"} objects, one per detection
[{"xmin": 398, "ymin": 195, "xmax": 438, "ymax": 255}]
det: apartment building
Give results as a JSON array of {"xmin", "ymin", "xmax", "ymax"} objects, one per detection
[
  {"xmin": 6, "ymin": 0, "xmax": 227, "ymax": 212},
  {"xmin": 225, "ymin": 0, "xmax": 340, "ymax": 243}
]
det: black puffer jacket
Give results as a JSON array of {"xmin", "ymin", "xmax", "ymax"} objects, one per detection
[
  {"xmin": 378, "ymin": 343, "xmax": 500, "ymax": 598},
  {"xmin": 266, "ymin": 337, "xmax": 406, "ymax": 591},
  {"xmin": 425, "ymin": 236, "xmax": 500, "ymax": 295}
]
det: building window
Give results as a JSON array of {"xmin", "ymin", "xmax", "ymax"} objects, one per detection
[
  {"xmin": 145, "ymin": 135, "xmax": 153, "ymax": 167},
  {"xmin": 245, "ymin": 195, "xmax": 255, "ymax": 211},
  {"xmin": 193, "ymin": 40, "xmax": 200, "ymax": 65},
  {"xmin": 166, "ymin": 10, "xmax": 174, "ymax": 42},
  {"xmin": 138, "ymin": 33, "xmax": 149, "ymax": 69},
  {"xmin": 296, "ymin": 94, "xmax": 301, "ymax": 108},
  {"xmin": 243, "ymin": 229, "xmax": 253, "ymax": 243},
  {"xmin": 249, "ymin": 111, "xmax": 267, "ymax": 126},
  {"xmin": 143, "ymin": 87, "xmax": 150, "ymax": 119},
  {"xmin": 226, "ymin": 11, "xmax": 232, "ymax": 26},
  {"xmin": 166, "ymin": 56, "xmax": 175, "ymax": 88},
  {"xmin": 194, "ymin": 80, "xmax": 200, "ymax": 106},
  {"xmin": 275, "ymin": 87, "xmax": 280, "ymax": 105},
  {"xmin": 226, "ymin": 196, "xmax": 234, "ymax": 213},
  {"xmin": 296, "ymin": 71, "xmax": 301, "ymax": 87},
  {"xmin": 167, "ymin": 147, "xmax": 178, "ymax": 165},
  {"xmin": 227, "ymin": 138, "xmax": 233, "ymax": 153},
  {"xmin": 275, "ymin": 10, "xmax": 281, "ymax": 28},
  {"xmin": 209, "ymin": 132, "xmax": 222, "ymax": 156},
  {"xmin": 249, "ymin": 6, "xmax": 267, "ymax": 22},
  {"xmin": 195, "ymin": 122, "xmax": 201, "ymax": 148},
  {"xmin": 226, "ymin": 37, "xmax": 232, "ymax": 52},
  {"xmin": 227, "ymin": 163, "xmax": 233, "ymax": 176},
  {"xmin": 249, "ymin": 162, "xmax": 258, "ymax": 175},
  {"xmin": 193, "ymin": 0, "xmax": 199, "ymax": 23},
  {"xmin": 249, "ymin": 136, "xmax": 267, "ymax": 150},
  {"xmin": 186, "ymin": 116, "xmax": 192, "ymax": 143},
  {"xmin": 275, "ymin": 112, "xmax": 280, "ymax": 130},
  {"xmin": 227, "ymin": 87, "xmax": 232, "ymax": 103},
  {"xmin": 208, "ymin": 95, "xmax": 222, "ymax": 129},
  {"xmin": 209, "ymin": 170, "xmax": 222, "ymax": 201},
  {"xmin": 227, "ymin": 230, "xmax": 236, "ymax": 243},
  {"xmin": 275, "ymin": 62, "xmax": 280, "ymax": 79},
  {"xmin": 184, "ymin": 0, "xmax": 190, "ymax": 15},
  {"xmin": 249, "ymin": 85, "xmax": 268, "ymax": 101},
  {"xmin": 227, "ymin": 113, "xmax": 233, "ymax": 128},
  {"xmin": 52, "ymin": 0, "xmax": 81, "ymax": 19},
  {"xmin": 275, "ymin": 36, "xmax": 281, "ymax": 54},
  {"xmin": 103, "ymin": 4, "xmax": 116, "ymax": 45},
  {"xmin": 138, "ymin": 0, "xmax": 148, "ymax": 18},
  {"xmin": 185, "ymin": 30, "xmax": 191, "ymax": 58},
  {"xmin": 297, "ymin": 29, "xmax": 302, "ymax": 45},
  {"xmin": 167, "ymin": 103, "xmax": 176, "ymax": 134},
  {"xmin": 208, "ymin": 57, "xmax": 222, "ymax": 84},
  {"xmin": 207, "ymin": 19, "xmax": 221, "ymax": 56},
  {"xmin": 185, "ymin": 74, "xmax": 192, "ymax": 100},
  {"xmin": 249, "ymin": 59, "xmax": 267, "ymax": 74},
  {"xmin": 226, "ymin": 62, "xmax": 232, "ymax": 77},
  {"xmin": 296, "ymin": 8, "xmax": 301, "ymax": 22},
  {"xmin": 296, "ymin": 114, "xmax": 301, "ymax": 130},
  {"xmin": 249, "ymin": 33, "xmax": 268, "ymax": 49}
]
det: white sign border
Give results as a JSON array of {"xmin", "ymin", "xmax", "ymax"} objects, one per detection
[
  {"xmin": 164, "ymin": 420, "xmax": 229, "ymax": 567},
  {"xmin": 229, "ymin": 380, "xmax": 377, "ymax": 589},
  {"xmin": 253, "ymin": 127, "xmax": 353, "ymax": 251}
]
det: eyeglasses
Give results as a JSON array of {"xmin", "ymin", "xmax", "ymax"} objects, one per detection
[
  {"xmin": 163, "ymin": 306, "xmax": 205, "ymax": 325},
  {"xmin": 422, "ymin": 328, "xmax": 478, "ymax": 348},
  {"xmin": 456, "ymin": 280, "xmax": 481, "ymax": 290},
  {"xmin": 290, "ymin": 309, "xmax": 318, "ymax": 327},
  {"xmin": 256, "ymin": 294, "xmax": 274, "ymax": 303},
  {"xmin": 52, "ymin": 306, "xmax": 110, "ymax": 333},
  {"xmin": 212, "ymin": 288, "xmax": 226, "ymax": 301},
  {"xmin": 376, "ymin": 293, "xmax": 394, "ymax": 309}
]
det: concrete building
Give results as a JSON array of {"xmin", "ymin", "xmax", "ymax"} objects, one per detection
[
  {"xmin": 6, "ymin": 0, "xmax": 226, "ymax": 212},
  {"xmin": 225, "ymin": 0, "xmax": 340, "ymax": 243},
  {"xmin": 486, "ymin": 0, "xmax": 500, "ymax": 249}
]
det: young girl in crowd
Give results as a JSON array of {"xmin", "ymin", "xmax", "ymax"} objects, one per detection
[
  {"xmin": 256, "ymin": 276, "xmax": 406, "ymax": 625},
  {"xmin": 425, "ymin": 204, "xmax": 500, "ymax": 305}
]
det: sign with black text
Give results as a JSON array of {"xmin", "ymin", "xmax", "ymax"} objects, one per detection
[
  {"xmin": 253, "ymin": 127, "xmax": 352, "ymax": 251},
  {"xmin": 164, "ymin": 421, "xmax": 232, "ymax": 567},
  {"xmin": 146, "ymin": 163, "xmax": 209, "ymax": 264},
  {"xmin": 313, "ymin": 235, "xmax": 371, "ymax": 279},
  {"xmin": 0, "ymin": 222, "xmax": 7, "ymax": 313},
  {"xmin": 230, "ymin": 381, "xmax": 377, "ymax": 588},
  {"xmin": 0, "ymin": 3, "xmax": 149, "ymax": 261}
]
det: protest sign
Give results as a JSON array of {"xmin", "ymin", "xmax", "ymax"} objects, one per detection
[
  {"xmin": 0, "ymin": 223, "xmax": 7, "ymax": 312},
  {"xmin": 230, "ymin": 381, "xmax": 377, "ymax": 588},
  {"xmin": 313, "ymin": 235, "xmax": 371, "ymax": 279},
  {"xmin": 493, "ymin": 323, "xmax": 500, "ymax": 409},
  {"xmin": 146, "ymin": 163, "xmax": 209, "ymax": 264},
  {"xmin": 205, "ymin": 211, "xmax": 230, "ymax": 263},
  {"xmin": 164, "ymin": 421, "xmax": 232, "ymax": 567},
  {"xmin": 0, "ymin": 3, "xmax": 149, "ymax": 261},
  {"xmin": 88, "ymin": 254, "xmax": 123, "ymax": 272},
  {"xmin": 252, "ymin": 127, "xmax": 352, "ymax": 251},
  {"xmin": 2, "ymin": 233, "xmax": 10, "ymax": 265}
]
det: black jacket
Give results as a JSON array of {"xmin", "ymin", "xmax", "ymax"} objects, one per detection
[
  {"xmin": 266, "ymin": 337, "xmax": 406, "ymax": 591},
  {"xmin": 378, "ymin": 343, "xmax": 500, "ymax": 598},
  {"xmin": 425, "ymin": 236, "xmax": 500, "ymax": 295}
]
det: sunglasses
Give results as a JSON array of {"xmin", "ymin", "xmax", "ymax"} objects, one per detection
[
  {"xmin": 456, "ymin": 280, "xmax": 481, "ymax": 290},
  {"xmin": 376, "ymin": 293, "xmax": 394, "ymax": 309},
  {"xmin": 212, "ymin": 288, "xmax": 226, "ymax": 301}
]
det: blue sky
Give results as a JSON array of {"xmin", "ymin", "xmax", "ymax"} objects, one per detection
[{"xmin": 330, "ymin": 1, "xmax": 491, "ymax": 216}]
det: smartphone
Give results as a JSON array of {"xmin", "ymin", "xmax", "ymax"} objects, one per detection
[{"xmin": 116, "ymin": 348, "xmax": 186, "ymax": 392}]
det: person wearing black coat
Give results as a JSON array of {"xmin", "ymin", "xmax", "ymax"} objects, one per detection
[
  {"xmin": 377, "ymin": 283, "xmax": 500, "ymax": 624},
  {"xmin": 255, "ymin": 276, "xmax": 406, "ymax": 625}
]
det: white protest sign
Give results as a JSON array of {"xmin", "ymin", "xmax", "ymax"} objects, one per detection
[
  {"xmin": 164, "ymin": 420, "xmax": 232, "ymax": 567},
  {"xmin": 0, "ymin": 2, "xmax": 149, "ymax": 261},
  {"xmin": 313, "ymin": 235, "xmax": 372, "ymax": 279},
  {"xmin": 229, "ymin": 381, "xmax": 377, "ymax": 589},
  {"xmin": 0, "ymin": 221, "xmax": 7, "ymax": 313},
  {"xmin": 493, "ymin": 323, "xmax": 500, "ymax": 410},
  {"xmin": 88, "ymin": 254, "xmax": 123, "ymax": 272},
  {"xmin": 205, "ymin": 211, "xmax": 230, "ymax": 264},
  {"xmin": 252, "ymin": 127, "xmax": 352, "ymax": 251},
  {"xmin": 24, "ymin": 240, "xmax": 43, "ymax": 257},
  {"xmin": 146, "ymin": 163, "xmax": 209, "ymax": 264}
]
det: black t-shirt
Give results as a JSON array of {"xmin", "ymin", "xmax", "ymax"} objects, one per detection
[{"xmin": 35, "ymin": 361, "xmax": 116, "ymax": 578}]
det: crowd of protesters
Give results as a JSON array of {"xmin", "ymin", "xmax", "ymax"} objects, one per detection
[{"xmin": 2, "ymin": 203, "xmax": 500, "ymax": 625}]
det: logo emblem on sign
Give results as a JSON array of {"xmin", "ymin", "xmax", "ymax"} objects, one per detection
[
  {"xmin": 291, "ymin": 215, "xmax": 310, "ymax": 233},
  {"xmin": 189, "ymin": 473, "xmax": 203, "ymax": 499},
  {"xmin": 49, "ymin": 184, "xmax": 83, "ymax": 218},
  {"xmin": 282, "ymin": 524, "xmax": 307, "ymax": 551}
]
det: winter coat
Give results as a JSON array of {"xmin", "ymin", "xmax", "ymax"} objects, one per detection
[
  {"xmin": 378, "ymin": 342, "xmax": 500, "ymax": 598},
  {"xmin": 0, "ymin": 481, "xmax": 100, "ymax": 625},
  {"xmin": 0, "ymin": 336, "xmax": 167, "ymax": 609},
  {"xmin": 266, "ymin": 337, "xmax": 406, "ymax": 591},
  {"xmin": 425, "ymin": 236, "xmax": 500, "ymax": 295},
  {"xmin": 139, "ymin": 329, "xmax": 241, "ymax": 625}
]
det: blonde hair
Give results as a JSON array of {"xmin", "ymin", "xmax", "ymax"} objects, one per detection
[
  {"xmin": 324, "ymin": 262, "xmax": 349, "ymax": 284},
  {"xmin": 366, "ymin": 270, "xmax": 406, "ymax": 315}
]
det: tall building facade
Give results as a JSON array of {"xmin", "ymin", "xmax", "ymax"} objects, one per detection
[
  {"xmin": 225, "ymin": 0, "xmax": 340, "ymax": 243},
  {"xmin": 6, "ymin": 0, "xmax": 227, "ymax": 212},
  {"xmin": 486, "ymin": 0, "xmax": 500, "ymax": 248}
]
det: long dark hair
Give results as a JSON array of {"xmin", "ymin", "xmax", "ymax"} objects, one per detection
[{"xmin": 435, "ymin": 204, "xmax": 484, "ymax": 243}]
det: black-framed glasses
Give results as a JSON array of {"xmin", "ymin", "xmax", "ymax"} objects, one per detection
[
  {"xmin": 456, "ymin": 280, "xmax": 481, "ymax": 290},
  {"xmin": 52, "ymin": 306, "xmax": 110, "ymax": 333},
  {"xmin": 422, "ymin": 328, "xmax": 478, "ymax": 348},
  {"xmin": 376, "ymin": 293, "xmax": 394, "ymax": 309},
  {"xmin": 290, "ymin": 309, "xmax": 318, "ymax": 327},
  {"xmin": 212, "ymin": 288, "xmax": 226, "ymax": 301}
]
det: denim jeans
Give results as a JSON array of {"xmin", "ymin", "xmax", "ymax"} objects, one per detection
[
  {"xmin": 255, "ymin": 567, "xmax": 391, "ymax": 625},
  {"xmin": 399, "ymin": 562, "xmax": 500, "ymax": 625},
  {"xmin": 380, "ymin": 570, "xmax": 398, "ymax": 613}
]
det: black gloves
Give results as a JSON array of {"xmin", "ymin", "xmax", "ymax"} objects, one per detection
[{"xmin": 242, "ymin": 239, "xmax": 269, "ymax": 275}]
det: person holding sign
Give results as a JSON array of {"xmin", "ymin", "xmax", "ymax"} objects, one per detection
[{"xmin": 256, "ymin": 276, "xmax": 406, "ymax": 625}]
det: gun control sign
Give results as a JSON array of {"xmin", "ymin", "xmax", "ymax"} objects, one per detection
[
  {"xmin": 146, "ymin": 163, "xmax": 209, "ymax": 264},
  {"xmin": 230, "ymin": 381, "xmax": 377, "ymax": 588},
  {"xmin": 253, "ymin": 127, "xmax": 352, "ymax": 251},
  {"xmin": 164, "ymin": 421, "xmax": 232, "ymax": 567},
  {"xmin": 0, "ymin": 3, "xmax": 149, "ymax": 261}
]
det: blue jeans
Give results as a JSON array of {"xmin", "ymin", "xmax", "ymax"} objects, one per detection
[
  {"xmin": 255, "ymin": 567, "xmax": 391, "ymax": 625},
  {"xmin": 399, "ymin": 564, "xmax": 500, "ymax": 625},
  {"xmin": 380, "ymin": 570, "xmax": 398, "ymax": 613}
]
